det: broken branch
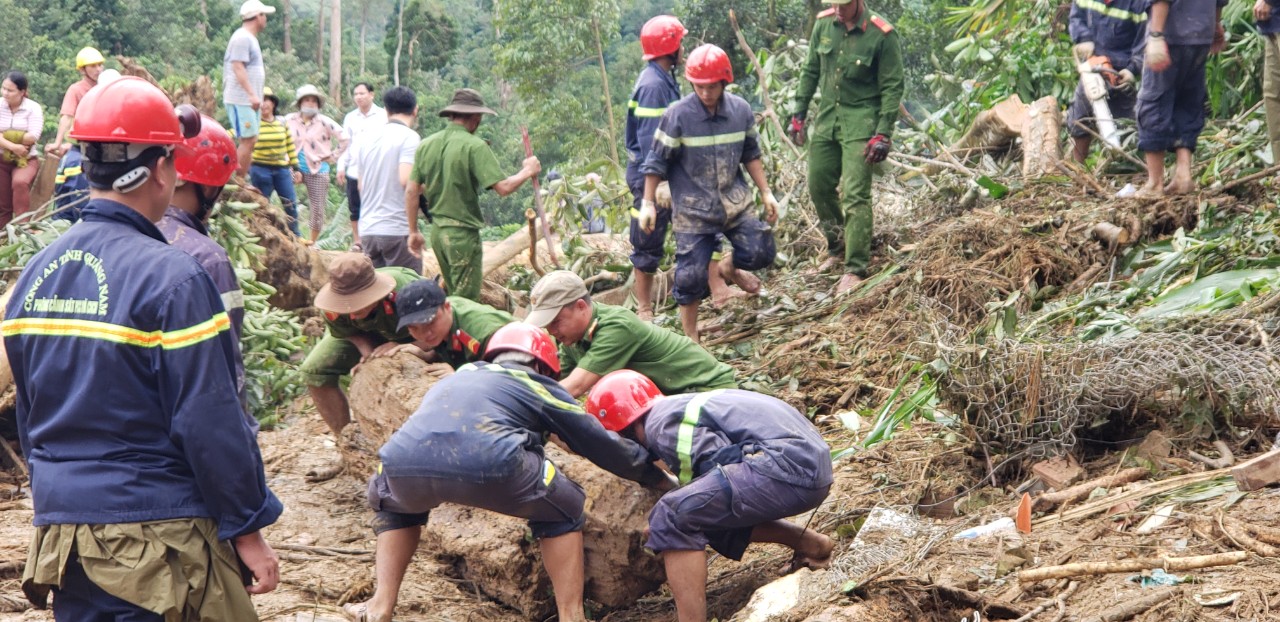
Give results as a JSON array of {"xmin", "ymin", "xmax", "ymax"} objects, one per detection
[
  {"xmin": 1017, "ymin": 551, "xmax": 1246, "ymax": 583},
  {"xmin": 1032, "ymin": 467, "xmax": 1148, "ymax": 512},
  {"xmin": 1078, "ymin": 589, "xmax": 1178, "ymax": 622}
]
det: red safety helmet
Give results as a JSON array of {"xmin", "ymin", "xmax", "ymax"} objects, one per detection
[
  {"xmin": 485, "ymin": 323, "xmax": 561, "ymax": 376},
  {"xmin": 70, "ymin": 76, "xmax": 199, "ymax": 146},
  {"xmin": 641, "ymin": 15, "xmax": 687, "ymax": 61},
  {"xmin": 585, "ymin": 370, "xmax": 664, "ymax": 432},
  {"xmin": 175, "ymin": 115, "xmax": 237, "ymax": 187},
  {"xmin": 685, "ymin": 44, "xmax": 733, "ymax": 85}
]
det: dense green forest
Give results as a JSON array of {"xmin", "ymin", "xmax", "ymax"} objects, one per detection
[{"xmin": 4, "ymin": 0, "xmax": 1269, "ymax": 228}]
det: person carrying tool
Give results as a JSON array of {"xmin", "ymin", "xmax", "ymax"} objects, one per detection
[
  {"xmin": 340, "ymin": 325, "xmax": 672, "ymax": 622},
  {"xmin": 525, "ymin": 270, "xmax": 735, "ymax": 397},
  {"xmin": 625, "ymin": 15, "xmax": 740, "ymax": 320},
  {"xmin": 405, "ymin": 88, "xmax": 541, "ymax": 301},
  {"xmin": 586, "ymin": 370, "xmax": 834, "ymax": 622},
  {"xmin": 639, "ymin": 44, "xmax": 781, "ymax": 343},
  {"xmin": 1066, "ymin": 0, "xmax": 1147, "ymax": 162},
  {"xmin": 4, "ymin": 76, "xmax": 281, "ymax": 619},
  {"xmin": 790, "ymin": 0, "xmax": 903, "ymax": 294},
  {"xmin": 158, "ymin": 114, "xmax": 250, "ymax": 412},
  {"xmin": 390, "ymin": 278, "xmax": 514, "ymax": 369},
  {"xmin": 1135, "ymin": 0, "xmax": 1227, "ymax": 199},
  {"xmin": 301, "ymin": 253, "xmax": 420, "ymax": 435}
]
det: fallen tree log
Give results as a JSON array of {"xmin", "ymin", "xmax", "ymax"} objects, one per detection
[
  {"xmin": 226, "ymin": 186, "xmax": 328, "ymax": 310},
  {"xmin": 340, "ymin": 354, "xmax": 666, "ymax": 619},
  {"xmin": 1032, "ymin": 467, "xmax": 1148, "ymax": 512},
  {"xmin": 1020, "ymin": 96, "xmax": 1062, "ymax": 178},
  {"xmin": 1017, "ymin": 551, "xmax": 1246, "ymax": 583}
]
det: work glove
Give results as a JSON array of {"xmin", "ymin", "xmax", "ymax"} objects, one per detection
[
  {"xmin": 1073, "ymin": 41, "xmax": 1095, "ymax": 61},
  {"xmin": 638, "ymin": 199, "xmax": 658, "ymax": 234},
  {"xmin": 1116, "ymin": 68, "xmax": 1136, "ymax": 92},
  {"xmin": 762, "ymin": 192, "xmax": 780, "ymax": 224},
  {"xmin": 1145, "ymin": 34, "xmax": 1171, "ymax": 72},
  {"xmin": 789, "ymin": 115, "xmax": 806, "ymax": 147},
  {"xmin": 655, "ymin": 181, "xmax": 673, "ymax": 209},
  {"xmin": 863, "ymin": 134, "xmax": 891, "ymax": 164}
]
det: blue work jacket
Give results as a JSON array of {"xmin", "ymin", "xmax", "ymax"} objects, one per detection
[
  {"xmin": 3, "ymin": 199, "xmax": 281, "ymax": 541},
  {"xmin": 1069, "ymin": 0, "xmax": 1149, "ymax": 73},
  {"xmin": 624, "ymin": 61, "xmax": 681, "ymax": 185}
]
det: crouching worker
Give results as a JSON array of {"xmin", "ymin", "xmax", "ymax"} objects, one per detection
[
  {"xmin": 391, "ymin": 277, "xmax": 514, "ymax": 369},
  {"xmin": 342, "ymin": 325, "xmax": 673, "ymax": 622},
  {"xmin": 302, "ymin": 252, "xmax": 419, "ymax": 434},
  {"xmin": 587, "ymin": 371, "xmax": 835, "ymax": 622}
]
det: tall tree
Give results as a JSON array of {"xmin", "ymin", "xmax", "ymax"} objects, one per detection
[
  {"xmin": 393, "ymin": 0, "xmax": 404, "ymax": 84},
  {"xmin": 329, "ymin": 0, "xmax": 342, "ymax": 103},
  {"xmin": 282, "ymin": 0, "xmax": 292, "ymax": 53},
  {"xmin": 316, "ymin": 0, "xmax": 325, "ymax": 67},
  {"xmin": 384, "ymin": 0, "xmax": 457, "ymax": 83}
]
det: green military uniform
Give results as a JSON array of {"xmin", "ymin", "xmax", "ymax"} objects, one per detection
[
  {"xmin": 431, "ymin": 296, "xmax": 514, "ymax": 369},
  {"xmin": 410, "ymin": 124, "xmax": 507, "ymax": 301},
  {"xmin": 794, "ymin": 5, "xmax": 904, "ymax": 276},
  {"xmin": 561, "ymin": 302, "xmax": 737, "ymax": 394},
  {"xmin": 300, "ymin": 267, "xmax": 421, "ymax": 387}
]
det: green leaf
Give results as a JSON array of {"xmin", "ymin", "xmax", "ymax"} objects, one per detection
[{"xmin": 975, "ymin": 175, "xmax": 1010, "ymax": 199}]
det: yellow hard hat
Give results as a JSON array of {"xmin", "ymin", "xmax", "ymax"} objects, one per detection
[{"xmin": 76, "ymin": 47, "xmax": 105, "ymax": 70}]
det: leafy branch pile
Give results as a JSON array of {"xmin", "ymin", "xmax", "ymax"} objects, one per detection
[{"xmin": 208, "ymin": 200, "xmax": 308, "ymax": 427}]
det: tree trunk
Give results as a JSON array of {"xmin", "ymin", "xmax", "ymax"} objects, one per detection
[
  {"xmin": 1020, "ymin": 95, "xmax": 1062, "ymax": 178},
  {"xmin": 282, "ymin": 0, "xmax": 292, "ymax": 53},
  {"xmin": 925, "ymin": 95, "xmax": 1026, "ymax": 175},
  {"xmin": 590, "ymin": 16, "xmax": 621, "ymax": 167},
  {"xmin": 329, "ymin": 0, "xmax": 342, "ymax": 105},
  {"xmin": 359, "ymin": 2, "xmax": 368, "ymax": 75},
  {"xmin": 393, "ymin": 0, "xmax": 405, "ymax": 85},
  {"xmin": 316, "ymin": 1, "xmax": 325, "ymax": 68},
  {"xmin": 197, "ymin": 0, "xmax": 208, "ymax": 36}
]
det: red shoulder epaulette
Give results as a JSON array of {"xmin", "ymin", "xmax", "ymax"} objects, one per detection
[
  {"xmin": 870, "ymin": 15, "xmax": 893, "ymax": 33},
  {"xmin": 817, "ymin": 7, "xmax": 836, "ymax": 17}
]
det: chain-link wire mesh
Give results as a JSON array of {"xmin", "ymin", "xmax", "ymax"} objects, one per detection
[{"xmin": 935, "ymin": 322, "xmax": 1280, "ymax": 462}]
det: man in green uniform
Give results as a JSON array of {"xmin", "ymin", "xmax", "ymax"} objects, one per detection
[
  {"xmin": 791, "ymin": 0, "xmax": 904, "ymax": 294},
  {"xmin": 301, "ymin": 253, "xmax": 420, "ymax": 435},
  {"xmin": 405, "ymin": 89, "xmax": 541, "ymax": 301},
  {"xmin": 391, "ymin": 278, "xmax": 515, "ymax": 368},
  {"xmin": 525, "ymin": 270, "xmax": 736, "ymax": 398}
]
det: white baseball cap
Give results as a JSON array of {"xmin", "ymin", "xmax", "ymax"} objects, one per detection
[{"xmin": 240, "ymin": 0, "xmax": 277, "ymax": 19}]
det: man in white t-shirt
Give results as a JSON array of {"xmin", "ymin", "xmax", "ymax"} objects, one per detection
[
  {"xmin": 337, "ymin": 82, "xmax": 388, "ymax": 251},
  {"xmin": 223, "ymin": 0, "xmax": 275, "ymax": 178},
  {"xmin": 353, "ymin": 86, "xmax": 422, "ymax": 273}
]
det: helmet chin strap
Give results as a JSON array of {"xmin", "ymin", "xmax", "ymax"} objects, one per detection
[
  {"xmin": 111, "ymin": 166, "xmax": 151, "ymax": 193},
  {"xmin": 194, "ymin": 185, "xmax": 219, "ymax": 221}
]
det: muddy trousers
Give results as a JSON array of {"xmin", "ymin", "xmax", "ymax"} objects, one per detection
[
  {"xmin": 431, "ymin": 225, "xmax": 483, "ymax": 301},
  {"xmin": 808, "ymin": 133, "xmax": 872, "ymax": 276},
  {"xmin": 0, "ymin": 159, "xmax": 39, "ymax": 228}
]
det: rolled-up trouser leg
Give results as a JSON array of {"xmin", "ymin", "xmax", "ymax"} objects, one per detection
[
  {"xmin": 628, "ymin": 178, "xmax": 673, "ymax": 273},
  {"xmin": 671, "ymin": 231, "xmax": 719, "ymax": 305},
  {"xmin": 724, "ymin": 215, "xmax": 776, "ymax": 272},
  {"xmin": 298, "ymin": 332, "xmax": 364, "ymax": 387}
]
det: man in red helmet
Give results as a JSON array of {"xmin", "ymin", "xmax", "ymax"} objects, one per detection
[
  {"xmin": 341, "ymin": 324, "xmax": 671, "ymax": 622},
  {"xmin": 158, "ymin": 115, "xmax": 250, "ymax": 411},
  {"xmin": 626, "ymin": 16, "xmax": 740, "ymax": 320},
  {"xmin": 587, "ymin": 370, "xmax": 834, "ymax": 622},
  {"xmin": 3, "ymin": 77, "xmax": 281, "ymax": 619},
  {"xmin": 639, "ymin": 44, "xmax": 781, "ymax": 342},
  {"xmin": 791, "ymin": 0, "xmax": 904, "ymax": 293}
]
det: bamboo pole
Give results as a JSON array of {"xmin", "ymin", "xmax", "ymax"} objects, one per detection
[
  {"xmin": 1018, "ymin": 551, "xmax": 1246, "ymax": 583},
  {"xmin": 729, "ymin": 10, "xmax": 802, "ymax": 159}
]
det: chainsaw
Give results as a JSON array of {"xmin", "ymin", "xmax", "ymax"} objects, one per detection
[{"xmin": 1076, "ymin": 54, "xmax": 1123, "ymax": 149}]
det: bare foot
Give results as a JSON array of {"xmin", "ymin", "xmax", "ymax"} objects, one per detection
[
  {"xmin": 636, "ymin": 306, "xmax": 654, "ymax": 322},
  {"xmin": 1133, "ymin": 180, "xmax": 1164, "ymax": 200},
  {"xmin": 342, "ymin": 601, "xmax": 392, "ymax": 622},
  {"xmin": 710, "ymin": 287, "xmax": 748, "ymax": 307},
  {"xmin": 718, "ymin": 258, "xmax": 761, "ymax": 294},
  {"xmin": 817, "ymin": 256, "xmax": 842, "ymax": 273},
  {"xmin": 789, "ymin": 531, "xmax": 836, "ymax": 572},
  {"xmin": 1164, "ymin": 177, "xmax": 1196, "ymax": 195},
  {"xmin": 835, "ymin": 273, "xmax": 863, "ymax": 294}
]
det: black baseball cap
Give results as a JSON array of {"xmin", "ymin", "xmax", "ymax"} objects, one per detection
[{"xmin": 395, "ymin": 279, "xmax": 447, "ymax": 330}]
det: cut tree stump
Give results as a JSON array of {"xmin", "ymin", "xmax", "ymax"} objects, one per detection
[
  {"xmin": 340, "ymin": 354, "xmax": 666, "ymax": 619},
  {"xmin": 1020, "ymin": 96, "xmax": 1062, "ymax": 178},
  {"xmin": 926, "ymin": 96, "xmax": 1026, "ymax": 175}
]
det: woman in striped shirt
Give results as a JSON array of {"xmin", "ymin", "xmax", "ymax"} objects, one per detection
[
  {"xmin": 0, "ymin": 71, "xmax": 44, "ymax": 226},
  {"xmin": 250, "ymin": 86, "xmax": 303, "ymax": 236}
]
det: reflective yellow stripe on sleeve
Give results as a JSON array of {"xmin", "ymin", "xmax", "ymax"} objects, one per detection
[
  {"xmin": 1073, "ymin": 0, "xmax": 1147, "ymax": 23},
  {"xmin": 472, "ymin": 363, "xmax": 585, "ymax": 413},
  {"xmin": 653, "ymin": 129, "xmax": 750, "ymax": 149},
  {"xmin": 676, "ymin": 390, "xmax": 724, "ymax": 485},
  {"xmin": 0, "ymin": 313, "xmax": 231, "ymax": 350},
  {"xmin": 629, "ymin": 100, "xmax": 667, "ymax": 118}
]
